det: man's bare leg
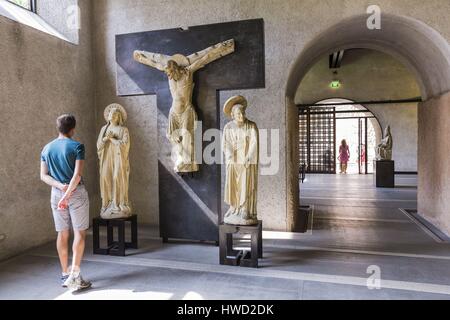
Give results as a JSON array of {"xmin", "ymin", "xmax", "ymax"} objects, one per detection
[
  {"xmin": 71, "ymin": 230, "xmax": 86, "ymax": 273},
  {"xmin": 56, "ymin": 230, "xmax": 70, "ymax": 274},
  {"xmin": 64, "ymin": 229, "xmax": 91, "ymax": 290}
]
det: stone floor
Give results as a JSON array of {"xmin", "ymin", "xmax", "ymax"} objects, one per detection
[{"xmin": 1, "ymin": 174, "xmax": 450, "ymax": 300}]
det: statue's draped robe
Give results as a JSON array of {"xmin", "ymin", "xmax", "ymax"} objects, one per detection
[
  {"xmin": 223, "ymin": 120, "xmax": 259, "ymax": 222},
  {"xmin": 97, "ymin": 124, "xmax": 131, "ymax": 218}
]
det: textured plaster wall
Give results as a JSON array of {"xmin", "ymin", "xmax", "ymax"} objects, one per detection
[
  {"xmin": 92, "ymin": 0, "xmax": 450, "ymax": 231},
  {"xmin": 418, "ymin": 92, "xmax": 450, "ymax": 236},
  {"xmin": 364, "ymin": 103, "xmax": 418, "ymax": 172},
  {"xmin": 0, "ymin": 0, "xmax": 95, "ymax": 261}
]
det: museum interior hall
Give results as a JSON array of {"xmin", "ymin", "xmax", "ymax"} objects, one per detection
[{"xmin": 1, "ymin": 0, "xmax": 450, "ymax": 301}]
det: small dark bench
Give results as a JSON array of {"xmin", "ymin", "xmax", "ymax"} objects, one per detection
[
  {"xmin": 93, "ymin": 215, "xmax": 138, "ymax": 256},
  {"xmin": 219, "ymin": 221, "xmax": 263, "ymax": 268}
]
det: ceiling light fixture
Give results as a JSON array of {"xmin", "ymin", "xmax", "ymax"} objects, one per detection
[{"xmin": 330, "ymin": 70, "xmax": 341, "ymax": 89}]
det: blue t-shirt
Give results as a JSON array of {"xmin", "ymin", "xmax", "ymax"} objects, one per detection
[{"xmin": 41, "ymin": 138, "xmax": 85, "ymax": 184}]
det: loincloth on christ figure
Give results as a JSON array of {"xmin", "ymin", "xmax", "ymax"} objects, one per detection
[{"xmin": 167, "ymin": 104, "xmax": 199, "ymax": 173}]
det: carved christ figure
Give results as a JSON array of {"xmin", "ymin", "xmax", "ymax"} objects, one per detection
[{"xmin": 133, "ymin": 39, "xmax": 235, "ymax": 173}]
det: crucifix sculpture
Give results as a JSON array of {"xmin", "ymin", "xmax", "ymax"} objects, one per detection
[
  {"xmin": 115, "ymin": 19, "xmax": 264, "ymax": 242},
  {"xmin": 133, "ymin": 39, "xmax": 235, "ymax": 173}
]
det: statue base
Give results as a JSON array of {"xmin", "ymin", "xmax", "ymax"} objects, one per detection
[
  {"xmin": 374, "ymin": 160, "xmax": 395, "ymax": 188},
  {"xmin": 219, "ymin": 221, "xmax": 262, "ymax": 268},
  {"xmin": 93, "ymin": 214, "xmax": 138, "ymax": 256},
  {"xmin": 223, "ymin": 207, "xmax": 258, "ymax": 226},
  {"xmin": 100, "ymin": 204, "xmax": 132, "ymax": 220},
  {"xmin": 223, "ymin": 215, "xmax": 258, "ymax": 226}
]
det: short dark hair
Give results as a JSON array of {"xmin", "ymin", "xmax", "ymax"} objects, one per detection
[{"xmin": 57, "ymin": 114, "xmax": 76, "ymax": 135}]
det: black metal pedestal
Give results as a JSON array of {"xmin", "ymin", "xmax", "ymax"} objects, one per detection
[
  {"xmin": 93, "ymin": 215, "xmax": 138, "ymax": 256},
  {"xmin": 374, "ymin": 160, "xmax": 395, "ymax": 188},
  {"xmin": 297, "ymin": 205, "xmax": 312, "ymax": 233},
  {"xmin": 219, "ymin": 221, "xmax": 262, "ymax": 268}
]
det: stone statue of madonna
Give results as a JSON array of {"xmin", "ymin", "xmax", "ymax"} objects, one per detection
[{"xmin": 97, "ymin": 103, "xmax": 132, "ymax": 219}]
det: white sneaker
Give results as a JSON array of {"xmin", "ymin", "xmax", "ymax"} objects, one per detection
[{"xmin": 64, "ymin": 273, "xmax": 92, "ymax": 291}]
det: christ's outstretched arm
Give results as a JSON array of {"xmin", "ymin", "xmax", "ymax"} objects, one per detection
[
  {"xmin": 133, "ymin": 50, "xmax": 170, "ymax": 71},
  {"xmin": 187, "ymin": 39, "xmax": 235, "ymax": 72}
]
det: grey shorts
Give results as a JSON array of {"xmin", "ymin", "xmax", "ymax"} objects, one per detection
[{"xmin": 51, "ymin": 185, "xmax": 90, "ymax": 232}]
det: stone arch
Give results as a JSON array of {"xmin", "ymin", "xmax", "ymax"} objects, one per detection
[
  {"xmin": 285, "ymin": 14, "xmax": 450, "ymax": 231},
  {"xmin": 315, "ymin": 98, "xmax": 383, "ymax": 139},
  {"xmin": 286, "ymin": 14, "xmax": 450, "ymax": 101}
]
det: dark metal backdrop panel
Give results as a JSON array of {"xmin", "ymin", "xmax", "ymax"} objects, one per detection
[{"xmin": 115, "ymin": 19, "xmax": 265, "ymax": 242}]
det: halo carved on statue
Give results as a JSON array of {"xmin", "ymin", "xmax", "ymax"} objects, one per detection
[
  {"xmin": 104, "ymin": 103, "xmax": 128, "ymax": 122},
  {"xmin": 223, "ymin": 95, "xmax": 248, "ymax": 118}
]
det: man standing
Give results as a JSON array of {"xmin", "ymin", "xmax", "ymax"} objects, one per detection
[{"xmin": 40, "ymin": 114, "xmax": 91, "ymax": 290}]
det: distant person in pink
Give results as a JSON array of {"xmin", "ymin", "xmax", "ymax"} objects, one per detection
[{"xmin": 338, "ymin": 139, "xmax": 350, "ymax": 174}]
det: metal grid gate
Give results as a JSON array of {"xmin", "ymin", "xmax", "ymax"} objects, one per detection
[{"xmin": 299, "ymin": 107, "xmax": 336, "ymax": 174}]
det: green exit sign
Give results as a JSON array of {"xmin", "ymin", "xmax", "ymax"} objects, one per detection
[{"xmin": 330, "ymin": 80, "xmax": 341, "ymax": 89}]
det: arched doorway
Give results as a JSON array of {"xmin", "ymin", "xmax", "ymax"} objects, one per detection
[
  {"xmin": 285, "ymin": 14, "xmax": 450, "ymax": 232},
  {"xmin": 299, "ymin": 98, "xmax": 382, "ymax": 175}
]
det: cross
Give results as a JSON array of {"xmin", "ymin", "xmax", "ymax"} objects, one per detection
[{"xmin": 115, "ymin": 19, "xmax": 265, "ymax": 242}]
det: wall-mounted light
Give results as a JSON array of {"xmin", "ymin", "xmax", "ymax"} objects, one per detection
[{"xmin": 330, "ymin": 70, "xmax": 341, "ymax": 89}]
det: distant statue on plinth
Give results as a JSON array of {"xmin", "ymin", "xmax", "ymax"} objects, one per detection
[{"xmin": 376, "ymin": 125, "xmax": 393, "ymax": 160}]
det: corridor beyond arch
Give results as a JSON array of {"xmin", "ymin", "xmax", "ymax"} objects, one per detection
[{"xmin": 285, "ymin": 13, "xmax": 450, "ymax": 234}]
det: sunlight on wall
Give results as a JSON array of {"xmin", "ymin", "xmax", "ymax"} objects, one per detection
[
  {"xmin": 7, "ymin": 0, "xmax": 31, "ymax": 10},
  {"xmin": 0, "ymin": 0, "xmax": 69, "ymax": 42}
]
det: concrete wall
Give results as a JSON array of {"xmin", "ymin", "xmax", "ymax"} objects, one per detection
[
  {"xmin": 92, "ymin": 0, "xmax": 450, "ymax": 231},
  {"xmin": 366, "ymin": 103, "xmax": 418, "ymax": 172},
  {"xmin": 418, "ymin": 91, "xmax": 450, "ymax": 236},
  {"xmin": 0, "ymin": 0, "xmax": 95, "ymax": 261}
]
